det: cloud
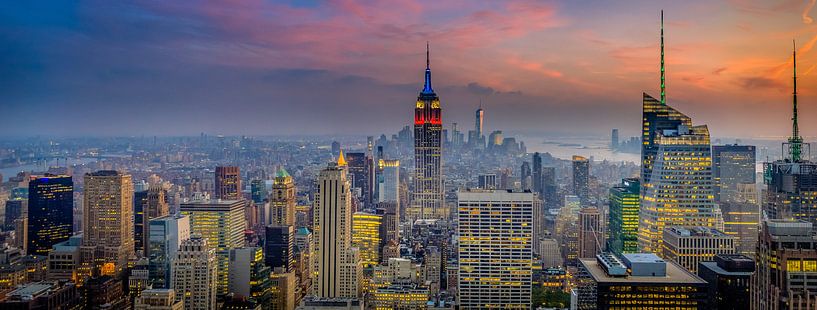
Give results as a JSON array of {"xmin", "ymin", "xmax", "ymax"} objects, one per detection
[
  {"xmin": 804, "ymin": 0, "xmax": 816, "ymax": 24},
  {"xmin": 466, "ymin": 82, "xmax": 495, "ymax": 97},
  {"xmin": 738, "ymin": 76, "xmax": 786, "ymax": 90}
]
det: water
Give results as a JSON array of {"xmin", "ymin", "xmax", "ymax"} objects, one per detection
[
  {"xmin": 0, "ymin": 157, "xmax": 97, "ymax": 180},
  {"xmin": 518, "ymin": 135, "xmax": 640, "ymax": 163}
]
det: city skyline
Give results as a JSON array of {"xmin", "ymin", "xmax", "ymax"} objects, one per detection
[{"xmin": 3, "ymin": 1, "xmax": 817, "ymax": 138}]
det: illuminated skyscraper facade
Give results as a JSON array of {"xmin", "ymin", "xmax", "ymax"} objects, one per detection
[
  {"xmin": 412, "ymin": 44, "xmax": 444, "ymax": 220},
  {"xmin": 457, "ymin": 189, "xmax": 533, "ymax": 309},
  {"xmin": 27, "ymin": 175, "xmax": 73, "ymax": 256},
  {"xmin": 271, "ymin": 168, "xmax": 296, "ymax": 227},
  {"xmin": 752, "ymin": 219, "xmax": 817, "ymax": 310},
  {"xmin": 215, "ymin": 166, "xmax": 241, "ymax": 200},
  {"xmin": 352, "ymin": 211, "xmax": 382, "ymax": 268},
  {"xmin": 713, "ymin": 144, "xmax": 759, "ymax": 256},
  {"xmin": 81, "ymin": 170, "xmax": 134, "ymax": 277},
  {"xmin": 607, "ymin": 178, "xmax": 639, "ymax": 255},
  {"xmin": 312, "ymin": 153, "xmax": 362, "ymax": 298}
]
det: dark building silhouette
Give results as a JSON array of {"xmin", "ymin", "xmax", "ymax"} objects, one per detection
[
  {"xmin": 264, "ymin": 225, "xmax": 294, "ymax": 272},
  {"xmin": 27, "ymin": 175, "xmax": 73, "ymax": 256},
  {"xmin": 698, "ymin": 254, "xmax": 754, "ymax": 310}
]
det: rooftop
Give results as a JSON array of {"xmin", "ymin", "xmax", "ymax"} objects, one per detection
[
  {"xmin": 580, "ymin": 257, "xmax": 705, "ymax": 284},
  {"xmin": 665, "ymin": 226, "xmax": 730, "ymax": 238}
]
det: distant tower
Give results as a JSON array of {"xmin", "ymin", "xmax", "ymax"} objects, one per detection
[
  {"xmin": 572, "ymin": 155, "xmax": 590, "ymax": 202},
  {"xmin": 532, "ymin": 153, "xmax": 542, "ymax": 195},
  {"xmin": 611, "ymin": 129, "xmax": 619, "ymax": 149},
  {"xmin": 412, "ymin": 43, "xmax": 444, "ymax": 220},
  {"xmin": 475, "ymin": 104, "xmax": 484, "ymax": 139},
  {"xmin": 215, "ymin": 166, "xmax": 241, "ymax": 200}
]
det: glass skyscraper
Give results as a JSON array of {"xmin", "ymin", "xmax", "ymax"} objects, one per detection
[
  {"xmin": 608, "ymin": 178, "xmax": 639, "ymax": 255},
  {"xmin": 27, "ymin": 174, "xmax": 73, "ymax": 256}
]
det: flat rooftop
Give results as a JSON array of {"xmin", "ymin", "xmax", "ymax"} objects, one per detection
[{"xmin": 580, "ymin": 258, "xmax": 706, "ymax": 284}]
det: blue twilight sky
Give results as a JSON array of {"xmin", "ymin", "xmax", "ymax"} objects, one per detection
[{"xmin": 1, "ymin": 0, "xmax": 816, "ymax": 139}]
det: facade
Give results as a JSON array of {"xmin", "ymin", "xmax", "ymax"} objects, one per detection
[
  {"xmin": 215, "ymin": 166, "xmax": 241, "ymax": 200},
  {"xmin": 376, "ymin": 202, "xmax": 400, "ymax": 247},
  {"xmin": 228, "ymin": 247, "xmax": 272, "ymax": 305},
  {"xmin": 572, "ymin": 155, "xmax": 590, "ymax": 202},
  {"xmin": 81, "ymin": 170, "xmax": 134, "ymax": 277},
  {"xmin": 412, "ymin": 45, "xmax": 444, "ymax": 220},
  {"xmin": 27, "ymin": 174, "xmax": 73, "ymax": 256},
  {"xmin": 577, "ymin": 207, "xmax": 602, "ymax": 259},
  {"xmin": 270, "ymin": 272, "xmax": 296, "ymax": 310},
  {"xmin": 351, "ymin": 212, "xmax": 382, "ymax": 268},
  {"xmin": 712, "ymin": 145, "xmax": 756, "ymax": 202},
  {"xmin": 576, "ymin": 252, "xmax": 708, "ymax": 309},
  {"xmin": 47, "ymin": 234, "xmax": 82, "ymax": 281},
  {"xmin": 0, "ymin": 281, "xmax": 80, "ymax": 309},
  {"xmin": 377, "ymin": 159, "xmax": 400, "ymax": 204},
  {"xmin": 172, "ymin": 236, "xmax": 217, "ymax": 310},
  {"xmin": 752, "ymin": 219, "xmax": 817, "ymax": 309},
  {"xmin": 148, "ymin": 214, "xmax": 190, "ymax": 289},
  {"xmin": 541, "ymin": 166, "xmax": 557, "ymax": 208},
  {"xmin": 179, "ymin": 194, "xmax": 247, "ymax": 295},
  {"xmin": 539, "ymin": 238, "xmax": 562, "ymax": 268},
  {"xmin": 265, "ymin": 225, "xmax": 295, "ymax": 272},
  {"xmin": 638, "ymin": 123, "xmax": 719, "ymax": 253},
  {"xmin": 477, "ymin": 173, "xmax": 497, "ymax": 189},
  {"xmin": 698, "ymin": 254, "xmax": 754, "ymax": 310},
  {"xmin": 457, "ymin": 189, "xmax": 533, "ymax": 309},
  {"xmin": 311, "ymin": 154, "xmax": 362, "ymax": 298},
  {"xmin": 662, "ymin": 226, "xmax": 735, "ymax": 273},
  {"xmin": 370, "ymin": 283, "xmax": 429, "ymax": 310},
  {"xmin": 532, "ymin": 153, "xmax": 542, "ymax": 196},
  {"xmin": 607, "ymin": 178, "xmax": 639, "ymax": 255},
  {"xmin": 271, "ymin": 168, "xmax": 296, "ymax": 227},
  {"xmin": 134, "ymin": 289, "xmax": 184, "ymax": 310},
  {"xmin": 134, "ymin": 186, "xmax": 170, "ymax": 256}
]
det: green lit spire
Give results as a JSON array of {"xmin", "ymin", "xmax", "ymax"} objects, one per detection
[
  {"xmin": 789, "ymin": 40, "xmax": 803, "ymax": 162},
  {"xmin": 660, "ymin": 10, "xmax": 666, "ymax": 105}
]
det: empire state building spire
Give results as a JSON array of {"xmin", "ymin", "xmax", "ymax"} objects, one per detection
[{"xmin": 422, "ymin": 42, "xmax": 434, "ymax": 94}]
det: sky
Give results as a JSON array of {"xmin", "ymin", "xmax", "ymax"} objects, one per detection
[{"xmin": 1, "ymin": 0, "xmax": 816, "ymax": 139}]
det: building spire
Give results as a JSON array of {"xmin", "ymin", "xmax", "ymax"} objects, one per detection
[
  {"xmin": 422, "ymin": 41, "xmax": 434, "ymax": 94},
  {"xmin": 660, "ymin": 10, "xmax": 666, "ymax": 105},
  {"xmin": 337, "ymin": 149, "xmax": 347, "ymax": 166},
  {"xmin": 789, "ymin": 40, "xmax": 803, "ymax": 162}
]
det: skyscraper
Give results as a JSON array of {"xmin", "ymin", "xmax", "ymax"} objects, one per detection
[
  {"xmin": 312, "ymin": 153, "xmax": 361, "ymax": 298},
  {"xmin": 607, "ymin": 178, "xmax": 639, "ymax": 255},
  {"xmin": 475, "ymin": 106, "xmax": 483, "ymax": 141},
  {"xmin": 532, "ymin": 152, "xmax": 542, "ymax": 196},
  {"xmin": 148, "ymin": 214, "xmax": 190, "ymax": 289},
  {"xmin": 228, "ymin": 247, "xmax": 272, "ymax": 305},
  {"xmin": 457, "ymin": 189, "xmax": 533, "ymax": 309},
  {"xmin": 264, "ymin": 225, "xmax": 294, "ymax": 272},
  {"xmin": 638, "ymin": 13, "xmax": 719, "ymax": 253},
  {"xmin": 698, "ymin": 254, "xmax": 754, "ymax": 310},
  {"xmin": 179, "ymin": 194, "xmax": 247, "ymax": 295},
  {"xmin": 135, "ymin": 186, "xmax": 169, "ymax": 257},
  {"xmin": 520, "ymin": 161, "xmax": 531, "ymax": 191},
  {"xmin": 662, "ymin": 226, "xmax": 735, "ymax": 273},
  {"xmin": 377, "ymin": 159, "xmax": 399, "ymax": 204},
  {"xmin": 412, "ymin": 43, "xmax": 444, "ymax": 220},
  {"xmin": 172, "ymin": 236, "xmax": 217, "ymax": 310},
  {"xmin": 611, "ymin": 128, "xmax": 619, "ymax": 149},
  {"xmin": 215, "ymin": 166, "xmax": 241, "ymax": 200},
  {"xmin": 81, "ymin": 170, "xmax": 134, "ymax": 277},
  {"xmin": 541, "ymin": 166, "xmax": 558, "ymax": 208},
  {"xmin": 752, "ymin": 219, "xmax": 817, "ymax": 309},
  {"xmin": 271, "ymin": 168, "xmax": 296, "ymax": 227},
  {"xmin": 713, "ymin": 144, "xmax": 758, "ymax": 255},
  {"xmin": 763, "ymin": 46, "xmax": 817, "ymax": 226},
  {"xmin": 477, "ymin": 173, "xmax": 497, "ymax": 189},
  {"xmin": 345, "ymin": 152, "xmax": 368, "ymax": 201},
  {"xmin": 351, "ymin": 211, "xmax": 382, "ymax": 268},
  {"xmin": 27, "ymin": 175, "xmax": 73, "ymax": 256},
  {"xmin": 572, "ymin": 155, "xmax": 590, "ymax": 202},
  {"xmin": 578, "ymin": 207, "xmax": 602, "ymax": 259}
]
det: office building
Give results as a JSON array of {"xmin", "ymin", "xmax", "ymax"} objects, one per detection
[
  {"xmin": 27, "ymin": 175, "xmax": 73, "ymax": 256},
  {"xmin": 477, "ymin": 174, "xmax": 497, "ymax": 190},
  {"xmin": 352, "ymin": 211, "xmax": 382, "ymax": 268},
  {"xmin": 572, "ymin": 155, "xmax": 590, "ymax": 202},
  {"xmin": 215, "ymin": 166, "xmax": 241, "ymax": 200},
  {"xmin": 134, "ymin": 289, "xmax": 184, "ymax": 310},
  {"xmin": 376, "ymin": 202, "xmax": 399, "ymax": 246},
  {"xmin": 271, "ymin": 168, "xmax": 296, "ymax": 226},
  {"xmin": 611, "ymin": 129, "xmax": 619, "ymax": 149},
  {"xmin": 180, "ymin": 194, "xmax": 247, "ymax": 295},
  {"xmin": 370, "ymin": 283, "xmax": 429, "ymax": 310},
  {"xmin": 265, "ymin": 225, "xmax": 294, "ymax": 272},
  {"xmin": 228, "ymin": 247, "xmax": 272, "ymax": 305},
  {"xmin": 47, "ymin": 234, "xmax": 82, "ymax": 281},
  {"xmin": 541, "ymin": 166, "xmax": 557, "ymax": 208},
  {"xmin": 297, "ymin": 298, "xmax": 363, "ymax": 310},
  {"xmin": 250, "ymin": 179, "xmax": 268, "ymax": 204},
  {"xmin": 532, "ymin": 153, "xmax": 542, "ymax": 196},
  {"xmin": 662, "ymin": 226, "xmax": 735, "ymax": 273},
  {"xmin": 713, "ymin": 145, "xmax": 756, "ymax": 202},
  {"xmin": 148, "ymin": 214, "xmax": 190, "ymax": 289},
  {"xmin": 539, "ymin": 238, "xmax": 562, "ymax": 268},
  {"xmin": 81, "ymin": 170, "xmax": 134, "ymax": 277},
  {"xmin": 698, "ymin": 254, "xmax": 754, "ymax": 310},
  {"xmin": 607, "ymin": 178, "xmax": 639, "ymax": 255},
  {"xmin": 577, "ymin": 207, "xmax": 602, "ymax": 259},
  {"xmin": 0, "ymin": 281, "xmax": 81, "ymax": 309},
  {"xmin": 270, "ymin": 272, "xmax": 296, "ymax": 310},
  {"xmin": 377, "ymin": 159, "xmax": 400, "ymax": 204},
  {"xmin": 457, "ymin": 189, "xmax": 533, "ymax": 309},
  {"xmin": 576, "ymin": 252, "xmax": 708, "ymax": 309},
  {"xmin": 82, "ymin": 275, "xmax": 129, "ymax": 310},
  {"xmin": 312, "ymin": 154, "xmax": 362, "ymax": 298},
  {"xmin": 4, "ymin": 197, "xmax": 25, "ymax": 231},
  {"xmin": 172, "ymin": 236, "xmax": 217, "ymax": 310},
  {"xmin": 135, "ymin": 186, "xmax": 170, "ymax": 256},
  {"xmin": 345, "ymin": 152, "xmax": 369, "ymax": 201},
  {"xmin": 752, "ymin": 219, "xmax": 817, "ymax": 309},
  {"xmin": 412, "ymin": 44, "xmax": 444, "ymax": 220},
  {"xmin": 520, "ymin": 162, "xmax": 531, "ymax": 191}
]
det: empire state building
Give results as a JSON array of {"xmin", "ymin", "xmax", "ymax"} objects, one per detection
[{"xmin": 411, "ymin": 44, "xmax": 444, "ymax": 220}]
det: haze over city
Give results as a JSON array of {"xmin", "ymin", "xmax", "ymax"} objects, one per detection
[{"xmin": 2, "ymin": 0, "xmax": 816, "ymax": 138}]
